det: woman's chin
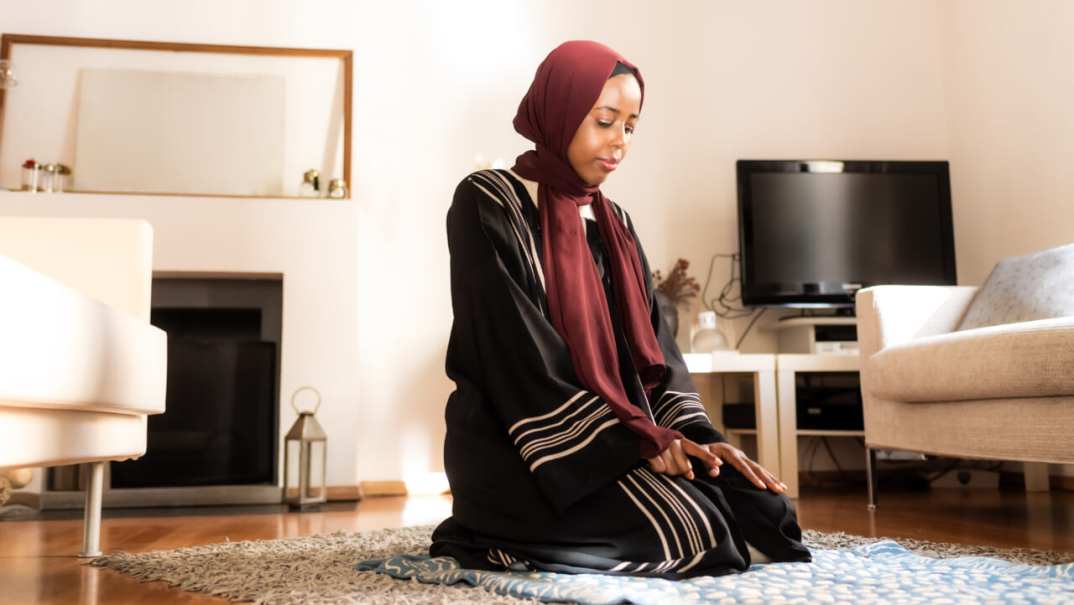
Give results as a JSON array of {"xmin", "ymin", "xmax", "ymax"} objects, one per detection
[{"xmin": 584, "ymin": 173, "xmax": 609, "ymax": 187}]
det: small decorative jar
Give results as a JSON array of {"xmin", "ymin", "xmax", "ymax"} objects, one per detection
[
  {"xmin": 52, "ymin": 164, "xmax": 71, "ymax": 193},
  {"xmin": 20, "ymin": 159, "xmax": 39, "ymax": 192},
  {"xmin": 0, "ymin": 60, "xmax": 17, "ymax": 89},
  {"xmin": 41, "ymin": 164, "xmax": 58, "ymax": 193},
  {"xmin": 300, "ymin": 169, "xmax": 320, "ymax": 197},
  {"xmin": 327, "ymin": 178, "xmax": 347, "ymax": 199}
]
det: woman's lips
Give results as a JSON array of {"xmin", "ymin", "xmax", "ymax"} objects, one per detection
[{"xmin": 598, "ymin": 158, "xmax": 619, "ymax": 172}]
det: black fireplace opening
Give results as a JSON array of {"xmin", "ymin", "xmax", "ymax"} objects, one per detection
[{"xmin": 110, "ymin": 278, "xmax": 282, "ymax": 489}]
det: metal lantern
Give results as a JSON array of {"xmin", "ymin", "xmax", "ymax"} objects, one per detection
[{"xmin": 283, "ymin": 386, "xmax": 328, "ymax": 511}]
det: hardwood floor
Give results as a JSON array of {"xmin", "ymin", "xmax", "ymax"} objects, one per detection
[
  {"xmin": 2, "ymin": 487, "xmax": 1072, "ymax": 605},
  {"xmin": 797, "ymin": 486, "xmax": 1074, "ymax": 552}
]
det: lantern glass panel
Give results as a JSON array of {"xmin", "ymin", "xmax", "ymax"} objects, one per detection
[{"xmin": 284, "ymin": 437, "xmax": 326, "ymax": 504}]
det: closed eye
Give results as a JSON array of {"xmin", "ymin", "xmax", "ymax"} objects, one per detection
[{"xmin": 596, "ymin": 117, "xmax": 636, "ymax": 135}]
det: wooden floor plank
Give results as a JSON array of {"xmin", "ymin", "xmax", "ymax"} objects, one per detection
[{"xmin": 1, "ymin": 488, "xmax": 1072, "ymax": 604}]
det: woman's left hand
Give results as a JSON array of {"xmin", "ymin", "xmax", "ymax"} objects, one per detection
[{"xmin": 702, "ymin": 442, "xmax": 787, "ymax": 494}]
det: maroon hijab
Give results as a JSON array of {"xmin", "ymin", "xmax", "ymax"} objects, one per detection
[{"xmin": 511, "ymin": 41, "xmax": 679, "ymax": 458}]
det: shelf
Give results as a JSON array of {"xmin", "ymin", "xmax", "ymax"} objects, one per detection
[
  {"xmin": 686, "ymin": 352, "xmax": 861, "ymax": 373},
  {"xmin": 725, "ymin": 428, "xmax": 863, "ymax": 437},
  {"xmin": 797, "ymin": 429, "xmax": 865, "ymax": 437},
  {"xmin": 770, "ymin": 316, "xmax": 858, "ymax": 330},
  {"xmin": 683, "ymin": 352, "xmax": 775, "ymax": 373},
  {"xmin": 724, "ymin": 428, "xmax": 757, "ymax": 435},
  {"xmin": 775, "ymin": 353, "xmax": 860, "ymax": 372}
]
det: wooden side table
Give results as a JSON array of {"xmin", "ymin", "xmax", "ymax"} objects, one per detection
[
  {"xmin": 684, "ymin": 352, "xmax": 780, "ymax": 482},
  {"xmin": 775, "ymin": 353, "xmax": 863, "ymax": 498}
]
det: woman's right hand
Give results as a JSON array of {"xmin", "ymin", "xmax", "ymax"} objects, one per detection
[{"xmin": 646, "ymin": 438, "xmax": 721, "ymax": 481}]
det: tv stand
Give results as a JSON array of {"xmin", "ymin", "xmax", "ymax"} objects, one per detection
[
  {"xmin": 776, "ymin": 353, "xmax": 862, "ymax": 498},
  {"xmin": 775, "ymin": 316, "xmax": 856, "ymax": 324},
  {"xmin": 776, "ymin": 308, "xmax": 855, "ymax": 322},
  {"xmin": 772, "ymin": 316, "xmax": 858, "ymax": 355},
  {"xmin": 759, "ymin": 314, "xmax": 863, "ymax": 497}
]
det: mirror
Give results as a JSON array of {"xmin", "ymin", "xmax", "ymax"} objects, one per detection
[{"xmin": 0, "ymin": 34, "xmax": 352, "ymax": 199}]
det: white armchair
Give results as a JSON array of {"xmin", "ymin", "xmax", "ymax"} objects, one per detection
[
  {"xmin": 0, "ymin": 217, "xmax": 167, "ymax": 556},
  {"xmin": 856, "ymin": 284, "xmax": 1074, "ymax": 508}
]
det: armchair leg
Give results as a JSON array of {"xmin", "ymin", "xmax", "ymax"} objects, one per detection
[
  {"xmin": 79, "ymin": 461, "xmax": 105, "ymax": 558},
  {"xmin": 866, "ymin": 448, "xmax": 878, "ymax": 511}
]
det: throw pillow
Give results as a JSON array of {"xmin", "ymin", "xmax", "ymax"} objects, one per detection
[{"xmin": 957, "ymin": 242, "xmax": 1074, "ymax": 330}]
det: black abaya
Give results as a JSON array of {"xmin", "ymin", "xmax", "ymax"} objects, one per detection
[{"xmin": 430, "ymin": 169, "xmax": 810, "ymax": 578}]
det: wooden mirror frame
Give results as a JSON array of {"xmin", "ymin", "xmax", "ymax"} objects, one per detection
[{"xmin": 0, "ymin": 34, "xmax": 353, "ymax": 199}]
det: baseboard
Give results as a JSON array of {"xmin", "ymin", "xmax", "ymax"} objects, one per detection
[
  {"xmin": 799, "ymin": 469, "xmax": 1074, "ymax": 492},
  {"xmin": 8, "ymin": 490, "xmax": 41, "ymax": 508},
  {"xmin": 283, "ymin": 485, "xmax": 364, "ymax": 502},
  {"xmin": 998, "ymin": 471, "xmax": 1074, "ymax": 492},
  {"xmin": 327, "ymin": 485, "xmax": 363, "ymax": 501},
  {"xmin": 358, "ymin": 480, "xmax": 409, "ymax": 497}
]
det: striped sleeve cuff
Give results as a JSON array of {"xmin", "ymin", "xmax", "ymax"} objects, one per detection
[
  {"xmin": 508, "ymin": 390, "xmax": 621, "ymax": 472},
  {"xmin": 652, "ymin": 390, "xmax": 712, "ymax": 431}
]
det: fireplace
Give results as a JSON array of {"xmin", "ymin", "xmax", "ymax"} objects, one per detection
[{"xmin": 44, "ymin": 275, "xmax": 284, "ymax": 508}]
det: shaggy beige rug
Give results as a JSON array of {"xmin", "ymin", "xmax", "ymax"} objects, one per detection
[{"xmin": 91, "ymin": 525, "xmax": 1072, "ymax": 605}]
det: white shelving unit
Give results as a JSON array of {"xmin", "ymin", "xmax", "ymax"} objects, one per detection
[
  {"xmin": 775, "ymin": 352, "xmax": 862, "ymax": 498},
  {"xmin": 683, "ymin": 352, "xmax": 780, "ymax": 481},
  {"xmin": 687, "ymin": 317, "xmax": 866, "ymax": 500}
]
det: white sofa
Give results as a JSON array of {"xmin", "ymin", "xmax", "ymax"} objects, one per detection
[
  {"xmin": 856, "ymin": 284, "xmax": 1074, "ymax": 508},
  {"xmin": 0, "ymin": 217, "xmax": 167, "ymax": 556}
]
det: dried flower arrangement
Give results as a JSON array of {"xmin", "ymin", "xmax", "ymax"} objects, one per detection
[{"xmin": 652, "ymin": 258, "xmax": 700, "ymax": 309}]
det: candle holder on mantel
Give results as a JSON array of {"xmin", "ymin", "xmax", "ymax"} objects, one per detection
[{"xmin": 283, "ymin": 386, "xmax": 328, "ymax": 511}]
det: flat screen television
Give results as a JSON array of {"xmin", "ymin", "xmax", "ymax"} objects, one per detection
[{"xmin": 737, "ymin": 160, "xmax": 956, "ymax": 308}]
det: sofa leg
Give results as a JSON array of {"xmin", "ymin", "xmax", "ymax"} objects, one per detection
[
  {"xmin": 1024, "ymin": 462, "xmax": 1051, "ymax": 493},
  {"xmin": 866, "ymin": 448, "xmax": 878, "ymax": 511},
  {"xmin": 79, "ymin": 461, "xmax": 105, "ymax": 557}
]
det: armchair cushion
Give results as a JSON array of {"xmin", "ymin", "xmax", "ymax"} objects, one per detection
[
  {"xmin": 958, "ymin": 242, "xmax": 1074, "ymax": 331},
  {"xmin": 869, "ymin": 316, "xmax": 1074, "ymax": 402}
]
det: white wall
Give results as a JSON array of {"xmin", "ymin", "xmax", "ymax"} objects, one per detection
[
  {"xmin": 939, "ymin": 0, "xmax": 1074, "ymax": 284},
  {"xmin": 4, "ymin": 1, "xmax": 1066, "ymax": 487}
]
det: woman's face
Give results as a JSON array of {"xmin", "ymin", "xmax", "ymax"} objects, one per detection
[{"xmin": 567, "ymin": 73, "xmax": 642, "ymax": 187}]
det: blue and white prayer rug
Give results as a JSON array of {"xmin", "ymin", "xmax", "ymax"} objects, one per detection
[{"xmin": 357, "ymin": 540, "xmax": 1074, "ymax": 604}]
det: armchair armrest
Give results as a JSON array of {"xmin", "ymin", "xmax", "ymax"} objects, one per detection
[{"xmin": 855, "ymin": 285, "xmax": 979, "ymax": 359}]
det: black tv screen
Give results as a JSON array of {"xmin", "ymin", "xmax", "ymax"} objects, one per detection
[{"xmin": 737, "ymin": 160, "xmax": 956, "ymax": 307}]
